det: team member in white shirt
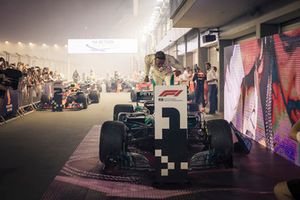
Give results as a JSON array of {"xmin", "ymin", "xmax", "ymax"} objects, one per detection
[{"xmin": 206, "ymin": 63, "xmax": 218, "ymax": 114}]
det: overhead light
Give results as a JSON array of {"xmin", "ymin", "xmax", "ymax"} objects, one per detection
[
  {"xmin": 64, "ymin": 44, "xmax": 68, "ymax": 48},
  {"xmin": 18, "ymin": 42, "xmax": 22, "ymax": 45},
  {"xmin": 54, "ymin": 44, "xmax": 58, "ymax": 48},
  {"xmin": 29, "ymin": 42, "xmax": 34, "ymax": 46},
  {"xmin": 42, "ymin": 43, "xmax": 47, "ymax": 47},
  {"xmin": 5, "ymin": 41, "xmax": 9, "ymax": 44}
]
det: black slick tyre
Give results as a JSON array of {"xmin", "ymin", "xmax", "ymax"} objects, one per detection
[
  {"xmin": 99, "ymin": 121, "xmax": 126, "ymax": 164},
  {"xmin": 207, "ymin": 119, "xmax": 233, "ymax": 166},
  {"xmin": 113, "ymin": 104, "xmax": 134, "ymax": 120}
]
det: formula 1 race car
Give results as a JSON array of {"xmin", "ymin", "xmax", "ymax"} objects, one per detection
[
  {"xmin": 80, "ymin": 82, "xmax": 100, "ymax": 104},
  {"xmin": 99, "ymin": 86, "xmax": 234, "ymax": 183},
  {"xmin": 40, "ymin": 82, "xmax": 89, "ymax": 111},
  {"xmin": 130, "ymin": 82, "xmax": 153, "ymax": 102}
]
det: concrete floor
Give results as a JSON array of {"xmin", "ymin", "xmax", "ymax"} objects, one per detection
[
  {"xmin": 0, "ymin": 92, "xmax": 299, "ymax": 200},
  {"xmin": 0, "ymin": 93, "xmax": 129, "ymax": 200}
]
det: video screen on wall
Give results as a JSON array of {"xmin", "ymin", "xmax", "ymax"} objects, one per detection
[
  {"xmin": 224, "ymin": 28, "xmax": 300, "ymax": 165},
  {"xmin": 68, "ymin": 39, "xmax": 138, "ymax": 54}
]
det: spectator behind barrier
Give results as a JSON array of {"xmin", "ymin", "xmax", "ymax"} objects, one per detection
[
  {"xmin": 0, "ymin": 57, "xmax": 23, "ymax": 99},
  {"xmin": 1, "ymin": 56, "xmax": 65, "ymax": 113}
]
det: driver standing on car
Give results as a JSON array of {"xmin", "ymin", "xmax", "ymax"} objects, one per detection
[{"xmin": 144, "ymin": 51, "xmax": 184, "ymax": 86}]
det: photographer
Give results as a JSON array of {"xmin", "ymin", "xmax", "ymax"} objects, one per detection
[
  {"xmin": 0, "ymin": 57, "xmax": 5, "ymax": 70},
  {"xmin": 0, "ymin": 58, "xmax": 23, "ymax": 96},
  {"xmin": 0, "ymin": 74, "xmax": 10, "ymax": 91},
  {"xmin": 0, "ymin": 57, "xmax": 12, "ymax": 95},
  {"xmin": 0, "ymin": 58, "xmax": 22, "ymax": 117}
]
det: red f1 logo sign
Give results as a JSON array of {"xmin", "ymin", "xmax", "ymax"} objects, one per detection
[{"xmin": 159, "ymin": 90, "xmax": 183, "ymax": 97}]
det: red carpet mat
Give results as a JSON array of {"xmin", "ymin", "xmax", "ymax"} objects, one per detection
[{"xmin": 41, "ymin": 125, "xmax": 276, "ymax": 200}]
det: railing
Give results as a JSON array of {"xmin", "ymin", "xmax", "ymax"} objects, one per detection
[{"xmin": 0, "ymin": 82, "xmax": 54, "ymax": 125}]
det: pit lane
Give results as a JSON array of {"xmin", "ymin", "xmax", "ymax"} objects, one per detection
[{"xmin": 0, "ymin": 93, "xmax": 299, "ymax": 200}]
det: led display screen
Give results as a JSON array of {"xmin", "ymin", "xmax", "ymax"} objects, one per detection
[{"xmin": 68, "ymin": 39, "xmax": 137, "ymax": 54}]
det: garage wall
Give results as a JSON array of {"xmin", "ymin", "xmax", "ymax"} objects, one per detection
[
  {"xmin": 177, "ymin": 55, "xmax": 184, "ymax": 66},
  {"xmin": 167, "ymin": 45, "xmax": 177, "ymax": 58},
  {"xmin": 208, "ymin": 46, "xmax": 219, "ymax": 68},
  {"xmin": 193, "ymin": 50, "xmax": 198, "ymax": 66},
  {"xmin": 186, "ymin": 52, "xmax": 193, "ymax": 68}
]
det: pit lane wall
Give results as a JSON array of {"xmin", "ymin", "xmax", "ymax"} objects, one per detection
[{"xmin": 224, "ymin": 27, "xmax": 300, "ymax": 166}]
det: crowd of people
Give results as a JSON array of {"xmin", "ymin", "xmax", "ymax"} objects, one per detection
[
  {"xmin": 93, "ymin": 71, "xmax": 140, "ymax": 93},
  {"xmin": 0, "ymin": 57, "xmax": 64, "ymax": 107},
  {"xmin": 144, "ymin": 51, "xmax": 219, "ymax": 114},
  {"xmin": 179, "ymin": 62, "xmax": 218, "ymax": 114},
  {"xmin": 2, "ymin": 51, "xmax": 219, "ymax": 115},
  {"xmin": 144, "ymin": 51, "xmax": 300, "ymax": 199},
  {"xmin": 2, "ymin": 49, "xmax": 299, "ymax": 198}
]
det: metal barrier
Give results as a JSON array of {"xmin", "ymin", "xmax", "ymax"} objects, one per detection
[{"xmin": 0, "ymin": 81, "xmax": 54, "ymax": 125}]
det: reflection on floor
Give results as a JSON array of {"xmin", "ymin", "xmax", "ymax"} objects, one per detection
[{"xmin": 42, "ymin": 125, "xmax": 300, "ymax": 200}]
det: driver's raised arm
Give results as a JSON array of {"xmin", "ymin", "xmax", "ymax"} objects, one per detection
[
  {"xmin": 144, "ymin": 54, "xmax": 153, "ymax": 77},
  {"xmin": 144, "ymin": 54, "xmax": 154, "ymax": 82}
]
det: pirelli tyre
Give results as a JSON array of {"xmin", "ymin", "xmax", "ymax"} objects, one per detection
[
  {"xmin": 99, "ymin": 121, "xmax": 126, "ymax": 164},
  {"xmin": 130, "ymin": 90, "xmax": 137, "ymax": 102},
  {"xmin": 77, "ymin": 93, "xmax": 88, "ymax": 109},
  {"xmin": 40, "ymin": 94, "xmax": 50, "ymax": 105},
  {"xmin": 113, "ymin": 104, "xmax": 134, "ymax": 121},
  {"xmin": 207, "ymin": 119, "xmax": 233, "ymax": 167},
  {"xmin": 89, "ymin": 91, "xmax": 100, "ymax": 103}
]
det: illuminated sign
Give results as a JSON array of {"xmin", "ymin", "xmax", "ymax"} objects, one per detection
[{"xmin": 68, "ymin": 39, "xmax": 137, "ymax": 54}]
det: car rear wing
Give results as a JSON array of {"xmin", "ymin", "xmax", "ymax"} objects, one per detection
[{"xmin": 136, "ymin": 91, "xmax": 153, "ymax": 102}]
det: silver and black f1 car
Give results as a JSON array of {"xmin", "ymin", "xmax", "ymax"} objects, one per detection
[{"xmin": 99, "ymin": 88, "xmax": 234, "ymax": 182}]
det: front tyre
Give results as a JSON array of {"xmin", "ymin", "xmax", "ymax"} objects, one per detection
[
  {"xmin": 99, "ymin": 121, "xmax": 126, "ymax": 165},
  {"xmin": 130, "ymin": 90, "xmax": 137, "ymax": 102},
  {"xmin": 77, "ymin": 93, "xmax": 88, "ymax": 109},
  {"xmin": 207, "ymin": 119, "xmax": 233, "ymax": 167}
]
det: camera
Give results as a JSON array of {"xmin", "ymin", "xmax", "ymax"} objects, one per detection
[{"xmin": 0, "ymin": 68, "xmax": 23, "ymax": 98}]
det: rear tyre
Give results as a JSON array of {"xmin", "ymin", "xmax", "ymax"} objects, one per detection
[
  {"xmin": 41, "ymin": 94, "xmax": 50, "ymax": 105},
  {"xmin": 113, "ymin": 104, "xmax": 134, "ymax": 121},
  {"xmin": 89, "ymin": 91, "xmax": 100, "ymax": 103},
  {"xmin": 78, "ymin": 93, "xmax": 88, "ymax": 109},
  {"xmin": 207, "ymin": 119, "xmax": 233, "ymax": 167},
  {"xmin": 39, "ymin": 94, "xmax": 50, "ymax": 109},
  {"xmin": 130, "ymin": 90, "xmax": 137, "ymax": 102},
  {"xmin": 99, "ymin": 121, "xmax": 126, "ymax": 164}
]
